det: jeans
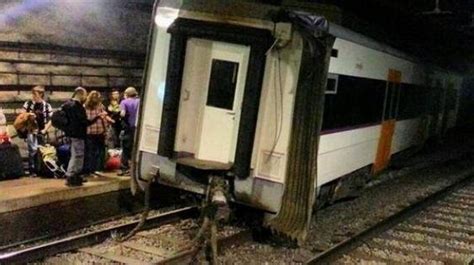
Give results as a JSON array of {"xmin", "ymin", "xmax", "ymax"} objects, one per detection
[
  {"xmin": 66, "ymin": 138, "xmax": 85, "ymax": 178},
  {"xmin": 26, "ymin": 133, "xmax": 44, "ymax": 173},
  {"xmin": 84, "ymin": 135, "xmax": 105, "ymax": 174},
  {"xmin": 120, "ymin": 127, "xmax": 135, "ymax": 170}
]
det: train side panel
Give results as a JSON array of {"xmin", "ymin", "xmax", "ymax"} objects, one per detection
[
  {"xmin": 329, "ymin": 38, "xmax": 426, "ymax": 85},
  {"xmin": 234, "ymin": 32, "xmax": 304, "ymax": 212},
  {"xmin": 137, "ymin": 18, "xmax": 183, "ymax": 190}
]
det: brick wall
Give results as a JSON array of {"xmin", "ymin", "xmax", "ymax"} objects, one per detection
[{"xmin": 0, "ymin": 0, "xmax": 152, "ymax": 123}]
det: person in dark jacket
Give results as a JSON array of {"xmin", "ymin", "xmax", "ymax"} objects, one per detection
[{"xmin": 62, "ymin": 87, "xmax": 106, "ymax": 186}]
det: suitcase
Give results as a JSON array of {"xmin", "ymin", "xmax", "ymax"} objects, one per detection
[
  {"xmin": 0, "ymin": 142, "xmax": 24, "ymax": 180},
  {"xmin": 56, "ymin": 144, "xmax": 71, "ymax": 170}
]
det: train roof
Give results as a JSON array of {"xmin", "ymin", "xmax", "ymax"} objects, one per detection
[{"xmin": 156, "ymin": 0, "xmax": 460, "ymax": 76}]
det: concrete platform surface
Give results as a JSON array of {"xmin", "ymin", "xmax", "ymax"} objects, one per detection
[{"xmin": 0, "ymin": 173, "xmax": 130, "ymax": 214}]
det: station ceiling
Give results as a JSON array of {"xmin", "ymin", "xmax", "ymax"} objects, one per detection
[
  {"xmin": 257, "ymin": 0, "xmax": 474, "ymax": 72},
  {"xmin": 336, "ymin": 0, "xmax": 474, "ymax": 73},
  {"xmin": 129, "ymin": 0, "xmax": 474, "ymax": 73}
]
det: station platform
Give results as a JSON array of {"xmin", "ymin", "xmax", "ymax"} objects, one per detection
[
  {"xmin": 0, "ymin": 173, "xmax": 142, "ymax": 249},
  {"xmin": 0, "ymin": 173, "xmax": 129, "ymax": 214}
]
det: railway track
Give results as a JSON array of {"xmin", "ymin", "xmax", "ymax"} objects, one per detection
[
  {"xmin": 0, "ymin": 206, "xmax": 199, "ymax": 264},
  {"xmin": 307, "ymin": 174, "xmax": 474, "ymax": 264},
  {"xmin": 71, "ymin": 224, "xmax": 251, "ymax": 265},
  {"xmin": 0, "ymin": 205, "xmax": 251, "ymax": 264},
  {"xmin": 2, "ymin": 172, "xmax": 473, "ymax": 264}
]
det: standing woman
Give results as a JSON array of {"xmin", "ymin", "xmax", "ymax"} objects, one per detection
[
  {"xmin": 83, "ymin": 91, "xmax": 114, "ymax": 175},
  {"xmin": 107, "ymin": 89, "xmax": 122, "ymax": 148}
]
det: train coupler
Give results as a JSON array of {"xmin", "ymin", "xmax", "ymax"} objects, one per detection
[{"xmin": 188, "ymin": 176, "xmax": 230, "ymax": 264}]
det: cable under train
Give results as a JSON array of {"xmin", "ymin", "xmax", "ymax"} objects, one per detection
[{"xmin": 131, "ymin": 0, "xmax": 462, "ymax": 243}]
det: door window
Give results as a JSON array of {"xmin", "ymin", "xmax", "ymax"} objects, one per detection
[{"xmin": 206, "ymin": 59, "xmax": 239, "ymax": 110}]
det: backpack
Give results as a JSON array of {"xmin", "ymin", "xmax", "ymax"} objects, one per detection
[
  {"xmin": 0, "ymin": 142, "xmax": 24, "ymax": 180},
  {"xmin": 13, "ymin": 113, "xmax": 36, "ymax": 139},
  {"xmin": 51, "ymin": 107, "xmax": 69, "ymax": 131},
  {"xmin": 35, "ymin": 144, "xmax": 57, "ymax": 178}
]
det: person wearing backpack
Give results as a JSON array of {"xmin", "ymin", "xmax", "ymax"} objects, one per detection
[
  {"xmin": 21, "ymin": 86, "xmax": 53, "ymax": 176},
  {"xmin": 60, "ymin": 87, "xmax": 107, "ymax": 187}
]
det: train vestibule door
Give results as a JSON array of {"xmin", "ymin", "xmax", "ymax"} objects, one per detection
[
  {"xmin": 373, "ymin": 69, "xmax": 401, "ymax": 174},
  {"xmin": 195, "ymin": 42, "xmax": 250, "ymax": 163}
]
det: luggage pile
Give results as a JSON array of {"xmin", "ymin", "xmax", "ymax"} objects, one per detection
[{"xmin": 35, "ymin": 131, "xmax": 70, "ymax": 179}]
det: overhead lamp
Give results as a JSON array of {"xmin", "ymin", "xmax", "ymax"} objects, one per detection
[{"xmin": 155, "ymin": 7, "xmax": 179, "ymax": 29}]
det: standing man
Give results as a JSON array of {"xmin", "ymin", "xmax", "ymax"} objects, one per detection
[
  {"xmin": 22, "ymin": 86, "xmax": 52, "ymax": 176},
  {"xmin": 62, "ymin": 87, "xmax": 105, "ymax": 186},
  {"xmin": 119, "ymin": 87, "xmax": 140, "ymax": 176}
]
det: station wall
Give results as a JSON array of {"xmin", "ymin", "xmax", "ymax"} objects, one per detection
[
  {"xmin": 0, "ymin": 0, "xmax": 152, "ymax": 123},
  {"xmin": 0, "ymin": 0, "xmax": 152, "ymax": 159}
]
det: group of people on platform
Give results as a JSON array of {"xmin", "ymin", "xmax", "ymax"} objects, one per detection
[{"xmin": 18, "ymin": 86, "xmax": 140, "ymax": 187}]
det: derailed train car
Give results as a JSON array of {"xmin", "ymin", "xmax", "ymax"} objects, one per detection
[{"xmin": 133, "ymin": 0, "xmax": 463, "ymax": 243}]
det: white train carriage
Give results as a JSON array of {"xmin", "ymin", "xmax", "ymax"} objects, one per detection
[{"xmin": 133, "ymin": 0, "xmax": 462, "ymax": 242}]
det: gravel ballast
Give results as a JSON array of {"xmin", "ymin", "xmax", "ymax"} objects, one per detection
[
  {"xmin": 218, "ymin": 131, "xmax": 474, "ymax": 264},
  {"xmin": 25, "ymin": 131, "xmax": 474, "ymax": 264}
]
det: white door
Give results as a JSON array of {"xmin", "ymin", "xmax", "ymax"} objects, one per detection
[{"xmin": 196, "ymin": 42, "xmax": 250, "ymax": 163}]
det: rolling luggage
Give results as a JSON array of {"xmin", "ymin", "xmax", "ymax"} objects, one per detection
[{"xmin": 0, "ymin": 142, "xmax": 24, "ymax": 180}]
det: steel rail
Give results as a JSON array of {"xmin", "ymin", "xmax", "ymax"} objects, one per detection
[
  {"xmin": 306, "ymin": 173, "xmax": 474, "ymax": 264},
  {"xmin": 0, "ymin": 206, "xmax": 199, "ymax": 264}
]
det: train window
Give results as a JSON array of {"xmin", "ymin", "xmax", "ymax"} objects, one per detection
[
  {"xmin": 206, "ymin": 59, "xmax": 239, "ymax": 110},
  {"xmin": 331, "ymin": 49, "xmax": 339, "ymax": 58},
  {"xmin": 322, "ymin": 74, "xmax": 386, "ymax": 131},
  {"xmin": 326, "ymin": 73, "xmax": 338, "ymax": 94}
]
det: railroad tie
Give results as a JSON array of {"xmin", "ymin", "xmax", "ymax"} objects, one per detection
[
  {"xmin": 429, "ymin": 207, "xmax": 474, "ymax": 219},
  {"xmin": 366, "ymin": 239, "xmax": 464, "ymax": 265},
  {"xmin": 379, "ymin": 233, "xmax": 474, "ymax": 255},
  {"xmin": 79, "ymin": 247, "xmax": 152, "ymax": 265},
  {"xmin": 411, "ymin": 220, "xmax": 474, "ymax": 235},
  {"xmin": 121, "ymin": 242, "xmax": 169, "ymax": 257},
  {"xmin": 348, "ymin": 248, "xmax": 408, "ymax": 265},
  {"xmin": 396, "ymin": 225, "xmax": 474, "ymax": 245}
]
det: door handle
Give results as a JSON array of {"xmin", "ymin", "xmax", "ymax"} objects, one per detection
[{"xmin": 226, "ymin": 112, "xmax": 235, "ymax": 116}]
